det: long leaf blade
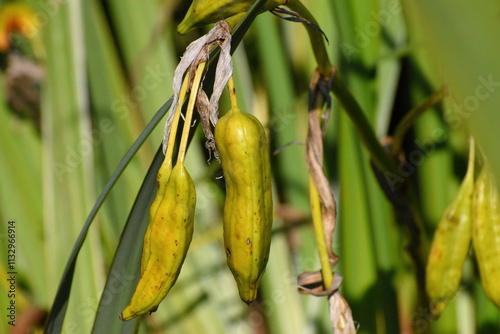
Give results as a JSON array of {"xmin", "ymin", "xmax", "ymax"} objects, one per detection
[
  {"xmin": 44, "ymin": 99, "xmax": 171, "ymax": 333},
  {"xmin": 92, "ymin": 145, "xmax": 163, "ymax": 333}
]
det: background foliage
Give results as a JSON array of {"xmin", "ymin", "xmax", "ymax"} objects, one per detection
[{"xmin": 0, "ymin": 0, "xmax": 499, "ymax": 333}]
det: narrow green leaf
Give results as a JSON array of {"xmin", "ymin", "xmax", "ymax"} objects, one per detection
[
  {"xmin": 44, "ymin": 99, "xmax": 171, "ymax": 333},
  {"xmin": 91, "ymin": 145, "xmax": 162, "ymax": 333}
]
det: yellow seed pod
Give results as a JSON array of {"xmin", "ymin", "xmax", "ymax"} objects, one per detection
[
  {"xmin": 426, "ymin": 144, "xmax": 474, "ymax": 317},
  {"xmin": 472, "ymin": 165, "xmax": 500, "ymax": 309},
  {"xmin": 215, "ymin": 106, "xmax": 273, "ymax": 304},
  {"xmin": 141, "ymin": 158, "xmax": 173, "ymax": 275},
  {"xmin": 177, "ymin": 0, "xmax": 285, "ymax": 35},
  {"xmin": 121, "ymin": 164, "xmax": 196, "ymax": 321}
]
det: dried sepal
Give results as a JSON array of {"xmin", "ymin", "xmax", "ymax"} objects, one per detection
[
  {"xmin": 329, "ymin": 291, "xmax": 357, "ymax": 334},
  {"xmin": 162, "ymin": 21, "xmax": 232, "ymax": 154}
]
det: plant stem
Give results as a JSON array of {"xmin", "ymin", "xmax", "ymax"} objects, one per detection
[
  {"xmin": 287, "ymin": 0, "xmax": 397, "ymax": 175},
  {"xmin": 309, "ymin": 175, "xmax": 333, "ymax": 289},
  {"xmin": 178, "ymin": 61, "xmax": 207, "ymax": 164},
  {"xmin": 165, "ymin": 72, "xmax": 190, "ymax": 164},
  {"xmin": 307, "ymin": 70, "xmax": 335, "ymax": 290},
  {"xmin": 227, "ymin": 75, "xmax": 239, "ymax": 109},
  {"xmin": 391, "ymin": 87, "xmax": 447, "ymax": 156}
]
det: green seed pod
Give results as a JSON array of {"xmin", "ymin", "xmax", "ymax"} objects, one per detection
[
  {"xmin": 472, "ymin": 165, "xmax": 500, "ymax": 309},
  {"xmin": 426, "ymin": 144, "xmax": 474, "ymax": 317}
]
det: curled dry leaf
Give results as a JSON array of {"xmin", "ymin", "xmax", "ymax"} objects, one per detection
[
  {"xmin": 196, "ymin": 88, "xmax": 219, "ymax": 161},
  {"xmin": 209, "ymin": 30, "xmax": 232, "ymax": 126},
  {"xmin": 162, "ymin": 20, "xmax": 233, "ymax": 154},
  {"xmin": 329, "ymin": 291, "xmax": 357, "ymax": 334},
  {"xmin": 306, "ymin": 69, "xmax": 338, "ymax": 265},
  {"xmin": 297, "ymin": 271, "xmax": 343, "ymax": 296}
]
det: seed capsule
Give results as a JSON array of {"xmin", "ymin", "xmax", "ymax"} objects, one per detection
[
  {"xmin": 215, "ymin": 106, "xmax": 273, "ymax": 303},
  {"xmin": 141, "ymin": 158, "xmax": 172, "ymax": 275},
  {"xmin": 472, "ymin": 165, "xmax": 500, "ymax": 309},
  {"xmin": 121, "ymin": 164, "xmax": 196, "ymax": 321},
  {"xmin": 426, "ymin": 144, "xmax": 474, "ymax": 317}
]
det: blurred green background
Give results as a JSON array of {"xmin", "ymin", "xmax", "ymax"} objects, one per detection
[{"xmin": 0, "ymin": 0, "xmax": 499, "ymax": 333}]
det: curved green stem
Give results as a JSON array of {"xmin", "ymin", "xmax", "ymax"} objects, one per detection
[
  {"xmin": 287, "ymin": 0, "xmax": 332, "ymax": 77},
  {"xmin": 165, "ymin": 72, "xmax": 190, "ymax": 165},
  {"xmin": 178, "ymin": 61, "xmax": 207, "ymax": 164},
  {"xmin": 391, "ymin": 87, "xmax": 447, "ymax": 156}
]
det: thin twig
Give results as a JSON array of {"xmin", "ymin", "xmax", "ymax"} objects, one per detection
[
  {"xmin": 164, "ymin": 75, "xmax": 190, "ymax": 164},
  {"xmin": 391, "ymin": 87, "xmax": 448, "ymax": 156},
  {"xmin": 178, "ymin": 61, "xmax": 207, "ymax": 164}
]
